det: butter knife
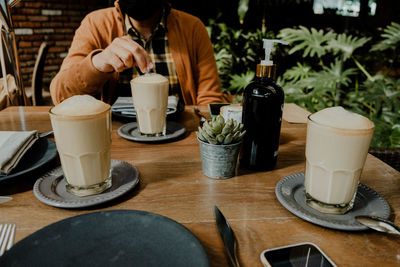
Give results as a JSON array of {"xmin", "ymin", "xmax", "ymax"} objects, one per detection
[
  {"xmin": 214, "ymin": 205, "xmax": 241, "ymax": 267},
  {"xmin": 0, "ymin": 196, "xmax": 12, "ymax": 204}
]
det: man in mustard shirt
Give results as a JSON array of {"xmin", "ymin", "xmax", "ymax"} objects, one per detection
[{"xmin": 50, "ymin": 0, "xmax": 224, "ymax": 105}]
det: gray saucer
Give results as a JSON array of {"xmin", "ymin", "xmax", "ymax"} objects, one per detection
[
  {"xmin": 33, "ymin": 159, "xmax": 139, "ymax": 208},
  {"xmin": 118, "ymin": 121, "xmax": 185, "ymax": 142},
  {"xmin": 275, "ymin": 173, "xmax": 391, "ymax": 231}
]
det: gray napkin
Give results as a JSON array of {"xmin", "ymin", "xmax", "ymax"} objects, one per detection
[{"xmin": 0, "ymin": 130, "xmax": 39, "ymax": 174}]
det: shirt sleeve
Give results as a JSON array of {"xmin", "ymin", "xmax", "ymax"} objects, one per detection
[
  {"xmin": 50, "ymin": 14, "xmax": 116, "ymax": 104},
  {"xmin": 192, "ymin": 20, "xmax": 225, "ymax": 105}
]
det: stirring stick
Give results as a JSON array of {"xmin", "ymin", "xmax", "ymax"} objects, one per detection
[{"xmin": 144, "ymin": 65, "xmax": 150, "ymax": 76}]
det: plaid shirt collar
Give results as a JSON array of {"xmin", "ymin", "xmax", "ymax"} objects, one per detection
[{"xmin": 124, "ymin": 7, "xmax": 169, "ymax": 39}]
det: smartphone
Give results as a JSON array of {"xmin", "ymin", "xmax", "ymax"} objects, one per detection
[
  {"xmin": 260, "ymin": 242, "xmax": 336, "ymax": 267},
  {"xmin": 208, "ymin": 103, "xmax": 230, "ymax": 118}
]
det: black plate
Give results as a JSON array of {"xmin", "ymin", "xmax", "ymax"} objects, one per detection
[
  {"xmin": 0, "ymin": 210, "xmax": 210, "ymax": 267},
  {"xmin": 0, "ymin": 138, "xmax": 57, "ymax": 182}
]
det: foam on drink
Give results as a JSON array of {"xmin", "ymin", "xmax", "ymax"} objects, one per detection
[
  {"xmin": 310, "ymin": 106, "xmax": 374, "ymax": 130},
  {"xmin": 305, "ymin": 106, "xmax": 374, "ymax": 214},
  {"xmin": 51, "ymin": 94, "xmax": 109, "ymax": 116},
  {"xmin": 133, "ymin": 73, "xmax": 169, "ymax": 84},
  {"xmin": 50, "ymin": 95, "xmax": 112, "ymax": 196},
  {"xmin": 131, "ymin": 73, "xmax": 169, "ymax": 135}
]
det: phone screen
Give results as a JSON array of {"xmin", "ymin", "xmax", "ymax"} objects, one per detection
[{"xmin": 262, "ymin": 243, "xmax": 336, "ymax": 267}]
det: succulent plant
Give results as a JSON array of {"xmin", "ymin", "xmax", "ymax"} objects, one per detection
[{"xmin": 196, "ymin": 115, "xmax": 246, "ymax": 145}]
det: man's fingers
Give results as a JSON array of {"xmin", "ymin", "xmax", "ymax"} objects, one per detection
[
  {"xmin": 111, "ymin": 44, "xmax": 134, "ymax": 69},
  {"xmin": 108, "ymin": 52, "xmax": 125, "ymax": 73},
  {"xmin": 92, "ymin": 36, "xmax": 153, "ymax": 73},
  {"xmin": 117, "ymin": 37, "xmax": 153, "ymax": 73}
]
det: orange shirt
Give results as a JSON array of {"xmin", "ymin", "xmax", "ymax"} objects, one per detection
[{"xmin": 50, "ymin": 2, "xmax": 224, "ymax": 105}]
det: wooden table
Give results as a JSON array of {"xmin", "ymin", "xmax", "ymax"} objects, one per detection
[{"xmin": 0, "ymin": 105, "xmax": 399, "ymax": 266}]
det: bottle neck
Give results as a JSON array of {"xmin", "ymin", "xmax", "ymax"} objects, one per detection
[{"xmin": 256, "ymin": 64, "xmax": 276, "ymax": 80}]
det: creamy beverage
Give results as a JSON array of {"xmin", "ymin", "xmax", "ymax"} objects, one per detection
[
  {"xmin": 50, "ymin": 95, "xmax": 112, "ymax": 196},
  {"xmin": 131, "ymin": 73, "xmax": 169, "ymax": 135},
  {"xmin": 305, "ymin": 106, "xmax": 374, "ymax": 214}
]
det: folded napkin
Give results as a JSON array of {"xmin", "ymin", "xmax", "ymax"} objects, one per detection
[
  {"xmin": 0, "ymin": 130, "xmax": 39, "ymax": 174},
  {"xmin": 282, "ymin": 103, "xmax": 311, "ymax": 124},
  {"xmin": 112, "ymin": 95, "xmax": 178, "ymax": 116}
]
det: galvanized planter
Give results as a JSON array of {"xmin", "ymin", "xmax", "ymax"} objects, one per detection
[{"xmin": 198, "ymin": 138, "xmax": 242, "ymax": 179}]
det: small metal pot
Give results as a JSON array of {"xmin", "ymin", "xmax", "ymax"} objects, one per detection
[{"xmin": 198, "ymin": 138, "xmax": 242, "ymax": 179}]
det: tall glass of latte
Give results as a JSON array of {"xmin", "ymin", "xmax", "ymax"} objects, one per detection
[
  {"xmin": 131, "ymin": 73, "xmax": 169, "ymax": 136},
  {"xmin": 49, "ymin": 95, "xmax": 112, "ymax": 196},
  {"xmin": 305, "ymin": 106, "xmax": 374, "ymax": 214}
]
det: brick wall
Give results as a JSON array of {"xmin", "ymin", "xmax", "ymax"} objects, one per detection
[{"xmin": 10, "ymin": 0, "xmax": 110, "ymax": 95}]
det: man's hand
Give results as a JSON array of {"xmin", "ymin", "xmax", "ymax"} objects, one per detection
[{"xmin": 92, "ymin": 36, "xmax": 153, "ymax": 73}]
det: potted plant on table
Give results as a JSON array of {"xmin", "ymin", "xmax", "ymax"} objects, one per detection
[{"xmin": 196, "ymin": 115, "xmax": 246, "ymax": 179}]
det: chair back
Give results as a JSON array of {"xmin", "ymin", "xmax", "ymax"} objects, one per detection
[
  {"xmin": 31, "ymin": 42, "xmax": 49, "ymax": 106},
  {"xmin": 0, "ymin": 0, "xmax": 27, "ymax": 107}
]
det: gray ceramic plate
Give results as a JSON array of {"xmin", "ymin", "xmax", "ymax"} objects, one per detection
[
  {"xmin": 118, "ymin": 121, "xmax": 185, "ymax": 142},
  {"xmin": 275, "ymin": 173, "xmax": 391, "ymax": 231},
  {"xmin": 33, "ymin": 159, "xmax": 139, "ymax": 208},
  {"xmin": 0, "ymin": 138, "xmax": 57, "ymax": 182},
  {"xmin": 0, "ymin": 210, "xmax": 210, "ymax": 267}
]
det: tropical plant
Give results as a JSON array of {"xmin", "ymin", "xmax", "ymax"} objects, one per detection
[
  {"xmin": 278, "ymin": 22, "xmax": 400, "ymax": 148},
  {"xmin": 371, "ymin": 22, "xmax": 400, "ymax": 52},
  {"xmin": 206, "ymin": 17, "xmax": 275, "ymax": 99}
]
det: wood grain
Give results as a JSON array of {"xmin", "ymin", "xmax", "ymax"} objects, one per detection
[{"xmin": 0, "ymin": 105, "xmax": 399, "ymax": 267}]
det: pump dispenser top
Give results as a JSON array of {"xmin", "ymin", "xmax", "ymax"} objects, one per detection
[{"xmin": 257, "ymin": 39, "xmax": 288, "ymax": 78}]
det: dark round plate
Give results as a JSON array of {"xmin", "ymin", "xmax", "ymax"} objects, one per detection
[
  {"xmin": 118, "ymin": 121, "xmax": 186, "ymax": 142},
  {"xmin": 0, "ymin": 138, "xmax": 57, "ymax": 182},
  {"xmin": 0, "ymin": 210, "xmax": 210, "ymax": 267},
  {"xmin": 275, "ymin": 173, "xmax": 391, "ymax": 231}
]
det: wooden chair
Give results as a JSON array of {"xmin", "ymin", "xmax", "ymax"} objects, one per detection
[{"xmin": 31, "ymin": 42, "xmax": 49, "ymax": 106}]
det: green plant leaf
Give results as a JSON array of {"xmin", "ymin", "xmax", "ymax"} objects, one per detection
[
  {"xmin": 371, "ymin": 22, "xmax": 400, "ymax": 52},
  {"xmin": 299, "ymin": 59, "xmax": 356, "ymax": 95},
  {"xmin": 237, "ymin": 0, "xmax": 249, "ymax": 23},
  {"xmin": 278, "ymin": 26, "xmax": 336, "ymax": 58},
  {"xmin": 327, "ymin": 33, "xmax": 371, "ymax": 60},
  {"xmin": 370, "ymin": 120, "xmax": 392, "ymax": 148},
  {"xmin": 215, "ymin": 48, "xmax": 233, "ymax": 75},
  {"xmin": 278, "ymin": 23, "xmax": 400, "ymax": 148},
  {"xmin": 228, "ymin": 71, "xmax": 255, "ymax": 94},
  {"xmin": 207, "ymin": 17, "xmax": 275, "ymax": 94},
  {"xmin": 390, "ymin": 124, "xmax": 400, "ymax": 148},
  {"xmin": 283, "ymin": 62, "xmax": 313, "ymax": 81}
]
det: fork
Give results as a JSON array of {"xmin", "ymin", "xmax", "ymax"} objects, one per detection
[{"xmin": 0, "ymin": 224, "xmax": 15, "ymax": 256}]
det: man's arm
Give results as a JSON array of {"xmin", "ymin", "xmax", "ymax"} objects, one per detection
[
  {"xmin": 50, "ymin": 14, "xmax": 114, "ymax": 104},
  {"xmin": 50, "ymin": 12, "xmax": 152, "ymax": 104},
  {"xmin": 192, "ymin": 20, "xmax": 225, "ymax": 105}
]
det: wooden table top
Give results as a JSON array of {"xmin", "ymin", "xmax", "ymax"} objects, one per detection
[{"xmin": 0, "ymin": 105, "xmax": 399, "ymax": 266}]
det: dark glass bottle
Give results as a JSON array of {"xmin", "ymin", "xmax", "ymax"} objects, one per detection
[{"xmin": 240, "ymin": 64, "xmax": 284, "ymax": 170}]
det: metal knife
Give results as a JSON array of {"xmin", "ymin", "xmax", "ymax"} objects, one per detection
[
  {"xmin": 214, "ymin": 205, "xmax": 241, "ymax": 267},
  {"xmin": 0, "ymin": 196, "xmax": 12, "ymax": 204}
]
